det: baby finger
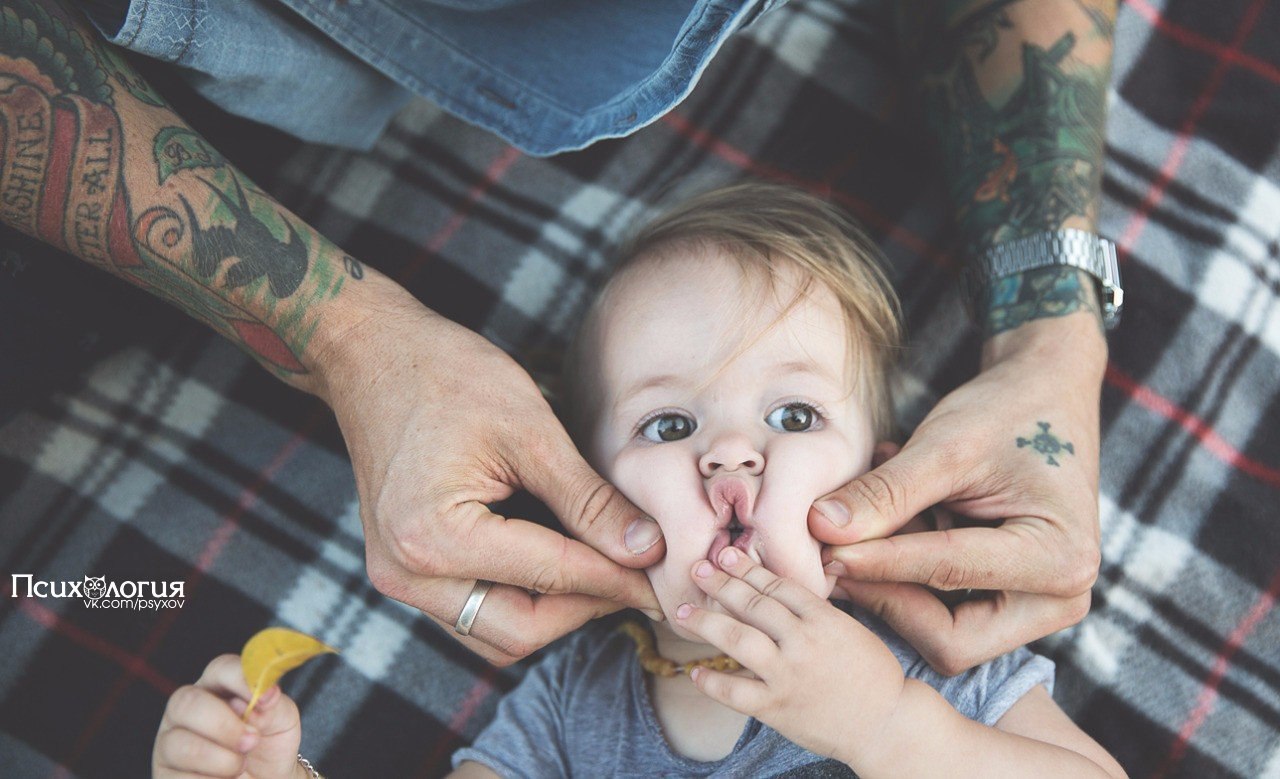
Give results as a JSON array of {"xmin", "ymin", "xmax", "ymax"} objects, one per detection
[
  {"xmin": 154, "ymin": 726, "xmax": 246, "ymax": 776},
  {"xmin": 674, "ymin": 602, "xmax": 778, "ymax": 671},
  {"xmin": 689, "ymin": 666, "xmax": 770, "ymax": 717}
]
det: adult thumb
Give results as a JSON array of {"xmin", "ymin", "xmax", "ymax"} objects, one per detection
[
  {"xmin": 808, "ymin": 444, "xmax": 952, "ymax": 544},
  {"xmin": 519, "ymin": 433, "xmax": 666, "ymax": 569}
]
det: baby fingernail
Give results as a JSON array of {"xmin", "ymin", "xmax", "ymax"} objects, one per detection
[
  {"xmin": 237, "ymin": 728, "xmax": 258, "ymax": 753},
  {"xmin": 719, "ymin": 547, "xmax": 741, "ymax": 566},
  {"xmin": 824, "ymin": 560, "xmax": 848, "ymax": 577},
  {"xmin": 676, "ymin": 603, "xmax": 693, "ymax": 619},
  {"xmin": 814, "ymin": 499, "xmax": 851, "ymax": 528},
  {"xmin": 694, "ymin": 561, "xmax": 713, "ymax": 579},
  {"xmin": 625, "ymin": 517, "xmax": 663, "ymax": 554}
]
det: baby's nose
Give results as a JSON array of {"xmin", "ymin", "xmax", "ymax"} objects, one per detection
[{"xmin": 699, "ymin": 433, "xmax": 765, "ymax": 477}]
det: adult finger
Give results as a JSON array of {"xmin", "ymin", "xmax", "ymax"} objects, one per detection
[
  {"xmin": 154, "ymin": 727, "xmax": 246, "ymax": 776},
  {"xmin": 409, "ymin": 577, "xmax": 627, "ymax": 664},
  {"xmin": 808, "ymin": 444, "xmax": 955, "ymax": 545},
  {"xmin": 827, "ymin": 522, "xmax": 1092, "ymax": 596},
  {"xmin": 689, "ymin": 559, "xmax": 796, "ymax": 643},
  {"xmin": 690, "ymin": 666, "xmax": 770, "ymax": 717},
  {"xmin": 443, "ymin": 502, "xmax": 661, "ymax": 613},
  {"xmin": 162, "ymin": 684, "xmax": 256, "ymax": 754},
  {"xmin": 715, "ymin": 547, "xmax": 826, "ymax": 618},
  {"xmin": 517, "ymin": 430, "xmax": 666, "ymax": 567},
  {"xmin": 374, "ymin": 499, "xmax": 660, "ymax": 614},
  {"xmin": 842, "ymin": 581, "xmax": 1090, "ymax": 674}
]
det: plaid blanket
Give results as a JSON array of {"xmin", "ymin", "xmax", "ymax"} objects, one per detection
[{"xmin": 2, "ymin": 0, "xmax": 1279, "ymax": 776}]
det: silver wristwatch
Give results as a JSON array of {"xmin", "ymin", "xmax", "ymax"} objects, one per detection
[{"xmin": 960, "ymin": 229, "xmax": 1124, "ymax": 330}]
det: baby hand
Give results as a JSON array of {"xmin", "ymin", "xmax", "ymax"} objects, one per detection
[
  {"xmin": 153, "ymin": 654, "xmax": 303, "ymax": 779},
  {"xmin": 677, "ymin": 548, "xmax": 907, "ymax": 768}
]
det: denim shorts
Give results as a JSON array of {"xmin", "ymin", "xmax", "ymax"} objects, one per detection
[{"xmin": 87, "ymin": 0, "xmax": 782, "ymax": 153}]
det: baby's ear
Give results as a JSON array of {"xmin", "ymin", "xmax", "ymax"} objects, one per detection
[{"xmin": 870, "ymin": 440, "xmax": 901, "ymax": 468}]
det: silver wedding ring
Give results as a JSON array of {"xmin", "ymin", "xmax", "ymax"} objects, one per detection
[{"xmin": 454, "ymin": 580, "xmax": 494, "ymax": 636}]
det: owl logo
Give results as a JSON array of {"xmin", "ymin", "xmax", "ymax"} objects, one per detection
[{"xmin": 83, "ymin": 576, "xmax": 106, "ymax": 600}]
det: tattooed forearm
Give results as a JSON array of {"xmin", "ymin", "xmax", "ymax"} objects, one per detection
[
  {"xmin": 982, "ymin": 266, "xmax": 1097, "ymax": 335},
  {"xmin": 0, "ymin": 0, "xmax": 363, "ymax": 380},
  {"xmin": 899, "ymin": 0, "xmax": 1115, "ymax": 332}
]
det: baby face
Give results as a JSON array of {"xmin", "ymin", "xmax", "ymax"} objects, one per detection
[{"xmin": 586, "ymin": 246, "xmax": 875, "ymax": 636}]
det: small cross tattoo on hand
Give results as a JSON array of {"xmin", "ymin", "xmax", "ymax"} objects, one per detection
[{"xmin": 1016, "ymin": 421, "xmax": 1075, "ymax": 466}]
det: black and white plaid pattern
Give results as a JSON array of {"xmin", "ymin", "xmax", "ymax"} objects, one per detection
[{"xmin": 2, "ymin": 0, "xmax": 1278, "ymax": 775}]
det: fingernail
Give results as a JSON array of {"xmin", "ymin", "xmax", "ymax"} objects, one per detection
[
  {"xmin": 642, "ymin": 607, "xmax": 665, "ymax": 622},
  {"xmin": 814, "ymin": 499, "xmax": 851, "ymax": 528},
  {"xmin": 625, "ymin": 517, "xmax": 662, "ymax": 554},
  {"xmin": 676, "ymin": 603, "xmax": 693, "ymax": 619},
  {"xmin": 718, "ymin": 547, "xmax": 741, "ymax": 567},
  {"xmin": 694, "ymin": 561, "xmax": 714, "ymax": 579},
  {"xmin": 237, "ymin": 728, "xmax": 258, "ymax": 753},
  {"xmin": 824, "ymin": 560, "xmax": 848, "ymax": 577},
  {"xmin": 690, "ymin": 667, "xmax": 703, "ymax": 682}
]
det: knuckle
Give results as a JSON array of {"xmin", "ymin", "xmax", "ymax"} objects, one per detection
[
  {"xmin": 365, "ymin": 557, "xmax": 405, "ymax": 601},
  {"xmin": 492, "ymin": 632, "xmax": 538, "ymax": 660},
  {"xmin": 385, "ymin": 516, "xmax": 448, "ymax": 577},
  {"xmin": 565, "ymin": 474, "xmax": 620, "ymax": 532},
  {"xmin": 745, "ymin": 592, "xmax": 772, "ymax": 614},
  {"xmin": 1065, "ymin": 541, "xmax": 1101, "ymax": 594},
  {"xmin": 927, "ymin": 556, "xmax": 972, "ymax": 591},
  {"xmin": 850, "ymin": 471, "xmax": 906, "ymax": 524},
  {"xmin": 760, "ymin": 577, "xmax": 786, "ymax": 600},
  {"xmin": 723, "ymin": 623, "xmax": 748, "ymax": 649},
  {"xmin": 1063, "ymin": 592, "xmax": 1092, "ymax": 626},
  {"xmin": 167, "ymin": 685, "xmax": 203, "ymax": 721},
  {"xmin": 931, "ymin": 651, "xmax": 970, "ymax": 677}
]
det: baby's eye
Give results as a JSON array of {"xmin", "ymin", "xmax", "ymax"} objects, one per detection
[
  {"xmin": 766, "ymin": 402, "xmax": 819, "ymax": 432},
  {"xmin": 640, "ymin": 413, "xmax": 697, "ymax": 442}
]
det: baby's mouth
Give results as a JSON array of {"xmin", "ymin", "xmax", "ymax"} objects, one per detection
[{"xmin": 707, "ymin": 511, "xmax": 760, "ymax": 566}]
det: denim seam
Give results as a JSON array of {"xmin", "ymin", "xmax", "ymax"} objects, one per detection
[
  {"xmin": 173, "ymin": 0, "xmax": 206, "ymax": 67},
  {"xmin": 119, "ymin": 0, "xmax": 147, "ymax": 48}
]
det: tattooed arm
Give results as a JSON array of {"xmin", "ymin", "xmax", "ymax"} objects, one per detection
[
  {"xmin": 1, "ymin": 0, "xmax": 663, "ymax": 664},
  {"xmin": 811, "ymin": 0, "xmax": 1115, "ymax": 673}
]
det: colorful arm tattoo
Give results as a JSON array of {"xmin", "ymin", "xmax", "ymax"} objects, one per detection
[
  {"xmin": 899, "ymin": 0, "xmax": 1115, "ymax": 336},
  {"xmin": 0, "ymin": 0, "xmax": 364, "ymax": 379}
]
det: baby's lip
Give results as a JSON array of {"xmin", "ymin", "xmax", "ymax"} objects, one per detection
[{"xmin": 707, "ymin": 477, "xmax": 755, "ymax": 529}]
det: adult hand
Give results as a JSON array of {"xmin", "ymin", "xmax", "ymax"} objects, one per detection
[
  {"xmin": 810, "ymin": 314, "xmax": 1105, "ymax": 674},
  {"xmin": 314, "ymin": 280, "xmax": 665, "ymax": 665}
]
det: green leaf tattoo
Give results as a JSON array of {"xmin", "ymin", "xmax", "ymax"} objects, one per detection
[
  {"xmin": 153, "ymin": 127, "xmax": 225, "ymax": 184},
  {"xmin": 1016, "ymin": 421, "xmax": 1074, "ymax": 466}
]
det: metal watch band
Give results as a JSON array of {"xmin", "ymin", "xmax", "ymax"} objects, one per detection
[{"xmin": 961, "ymin": 229, "xmax": 1124, "ymax": 330}]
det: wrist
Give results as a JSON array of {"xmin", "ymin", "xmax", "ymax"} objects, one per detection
[
  {"xmin": 850, "ymin": 679, "xmax": 960, "ymax": 777},
  {"xmin": 980, "ymin": 307, "xmax": 1108, "ymax": 378},
  {"xmin": 293, "ymin": 267, "xmax": 431, "ymax": 404}
]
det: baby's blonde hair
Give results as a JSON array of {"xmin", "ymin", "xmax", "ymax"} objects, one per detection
[{"xmin": 566, "ymin": 182, "xmax": 903, "ymax": 443}]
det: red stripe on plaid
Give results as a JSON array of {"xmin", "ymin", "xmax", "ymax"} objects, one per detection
[
  {"xmin": 1105, "ymin": 363, "xmax": 1280, "ymax": 489},
  {"xmin": 16, "ymin": 598, "xmax": 178, "ymax": 696},
  {"xmin": 1117, "ymin": 0, "xmax": 1267, "ymax": 256},
  {"xmin": 51, "ymin": 424, "xmax": 316, "ymax": 779},
  {"xmin": 401, "ymin": 145, "xmax": 523, "ymax": 281},
  {"xmin": 660, "ymin": 112, "xmax": 954, "ymax": 269},
  {"xmin": 1126, "ymin": 0, "xmax": 1280, "ymax": 87},
  {"xmin": 1151, "ymin": 567, "xmax": 1280, "ymax": 779}
]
